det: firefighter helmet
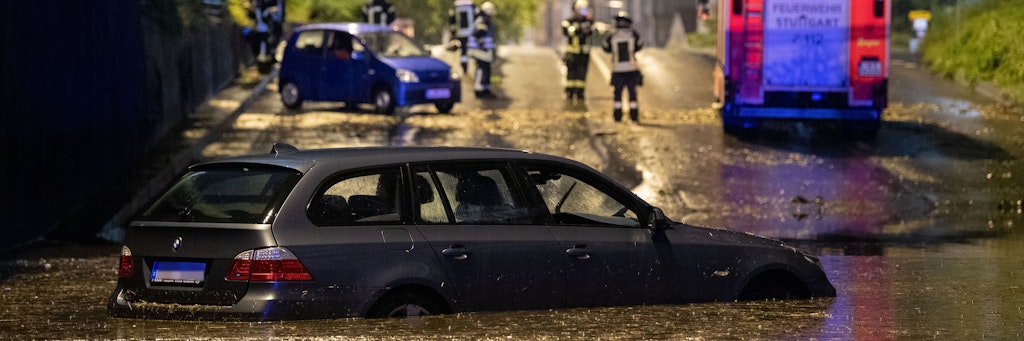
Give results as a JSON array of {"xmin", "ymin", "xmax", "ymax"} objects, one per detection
[
  {"xmin": 574, "ymin": 0, "xmax": 590, "ymax": 15},
  {"xmin": 481, "ymin": 1, "xmax": 496, "ymax": 16},
  {"xmin": 614, "ymin": 11, "xmax": 632, "ymax": 24}
]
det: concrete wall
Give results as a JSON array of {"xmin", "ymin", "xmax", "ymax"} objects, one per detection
[{"xmin": 0, "ymin": 0, "xmax": 250, "ymax": 251}]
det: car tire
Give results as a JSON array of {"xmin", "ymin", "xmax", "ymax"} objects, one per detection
[
  {"xmin": 373, "ymin": 87, "xmax": 396, "ymax": 115},
  {"xmin": 280, "ymin": 81, "xmax": 303, "ymax": 109},
  {"xmin": 367, "ymin": 290, "xmax": 447, "ymax": 318},
  {"xmin": 435, "ymin": 102, "xmax": 455, "ymax": 114},
  {"xmin": 738, "ymin": 271, "xmax": 811, "ymax": 301}
]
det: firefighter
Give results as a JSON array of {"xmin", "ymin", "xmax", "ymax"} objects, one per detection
[
  {"xmin": 561, "ymin": 0, "xmax": 594, "ymax": 102},
  {"xmin": 602, "ymin": 11, "xmax": 643, "ymax": 122},
  {"xmin": 363, "ymin": 0, "xmax": 395, "ymax": 25},
  {"xmin": 469, "ymin": 1, "xmax": 497, "ymax": 98},
  {"xmin": 244, "ymin": 0, "xmax": 284, "ymax": 74},
  {"xmin": 448, "ymin": 0, "xmax": 477, "ymax": 73}
]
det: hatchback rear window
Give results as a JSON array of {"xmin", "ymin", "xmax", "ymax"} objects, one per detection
[{"xmin": 140, "ymin": 166, "xmax": 301, "ymax": 224}]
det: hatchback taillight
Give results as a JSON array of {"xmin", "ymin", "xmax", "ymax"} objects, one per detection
[
  {"xmin": 117, "ymin": 246, "xmax": 134, "ymax": 277},
  {"xmin": 225, "ymin": 247, "xmax": 313, "ymax": 282}
]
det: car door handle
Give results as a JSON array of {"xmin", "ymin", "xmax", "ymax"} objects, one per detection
[
  {"xmin": 565, "ymin": 245, "xmax": 592, "ymax": 260},
  {"xmin": 442, "ymin": 246, "xmax": 470, "ymax": 260}
]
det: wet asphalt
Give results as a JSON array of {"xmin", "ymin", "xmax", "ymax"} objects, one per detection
[{"xmin": 2, "ymin": 44, "xmax": 1023, "ymax": 339}]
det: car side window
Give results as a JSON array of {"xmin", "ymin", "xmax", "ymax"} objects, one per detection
[
  {"xmin": 327, "ymin": 30, "xmax": 356, "ymax": 60},
  {"xmin": 413, "ymin": 164, "xmax": 533, "ymax": 224},
  {"xmin": 524, "ymin": 164, "xmax": 640, "ymax": 228},
  {"xmin": 308, "ymin": 168, "xmax": 402, "ymax": 226},
  {"xmin": 352, "ymin": 37, "xmax": 366, "ymax": 54},
  {"xmin": 294, "ymin": 30, "xmax": 325, "ymax": 54},
  {"xmin": 413, "ymin": 171, "xmax": 448, "ymax": 223}
]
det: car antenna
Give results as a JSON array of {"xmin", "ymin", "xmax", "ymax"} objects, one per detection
[{"xmin": 271, "ymin": 142, "xmax": 299, "ymax": 155}]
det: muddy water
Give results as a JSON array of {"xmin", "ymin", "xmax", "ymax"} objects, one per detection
[
  {"xmin": 11, "ymin": 43, "xmax": 1020, "ymax": 339},
  {"xmin": 2, "ymin": 236, "xmax": 1022, "ymax": 340}
]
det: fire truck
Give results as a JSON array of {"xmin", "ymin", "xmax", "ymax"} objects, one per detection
[{"xmin": 714, "ymin": 0, "xmax": 890, "ymax": 135}]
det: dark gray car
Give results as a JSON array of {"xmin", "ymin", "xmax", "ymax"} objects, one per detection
[{"xmin": 108, "ymin": 144, "xmax": 835, "ymax": 320}]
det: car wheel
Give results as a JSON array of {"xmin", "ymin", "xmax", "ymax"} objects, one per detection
[
  {"xmin": 280, "ymin": 81, "xmax": 303, "ymax": 109},
  {"xmin": 373, "ymin": 87, "xmax": 396, "ymax": 115},
  {"xmin": 738, "ymin": 271, "xmax": 811, "ymax": 301},
  {"xmin": 435, "ymin": 102, "xmax": 455, "ymax": 114},
  {"xmin": 367, "ymin": 290, "xmax": 447, "ymax": 318}
]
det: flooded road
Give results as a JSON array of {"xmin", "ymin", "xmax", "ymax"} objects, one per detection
[
  {"xmin": 4, "ymin": 45, "xmax": 1023, "ymax": 339},
  {"xmin": 3, "ymin": 238, "xmax": 1022, "ymax": 339}
]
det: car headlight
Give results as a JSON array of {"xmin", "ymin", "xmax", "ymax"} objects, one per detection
[
  {"xmin": 396, "ymin": 69, "xmax": 420, "ymax": 83},
  {"xmin": 450, "ymin": 70, "xmax": 461, "ymax": 81}
]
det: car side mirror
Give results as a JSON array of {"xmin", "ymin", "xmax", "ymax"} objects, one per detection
[
  {"xmin": 352, "ymin": 51, "xmax": 365, "ymax": 61},
  {"xmin": 647, "ymin": 207, "xmax": 668, "ymax": 230}
]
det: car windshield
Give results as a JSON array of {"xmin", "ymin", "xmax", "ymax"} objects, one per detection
[
  {"xmin": 359, "ymin": 30, "xmax": 428, "ymax": 58},
  {"xmin": 140, "ymin": 165, "xmax": 301, "ymax": 224}
]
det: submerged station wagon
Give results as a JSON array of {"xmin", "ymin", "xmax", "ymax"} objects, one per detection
[
  {"xmin": 108, "ymin": 144, "xmax": 835, "ymax": 320},
  {"xmin": 278, "ymin": 23, "xmax": 461, "ymax": 114}
]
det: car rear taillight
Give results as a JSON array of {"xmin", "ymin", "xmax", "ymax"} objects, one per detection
[
  {"xmin": 225, "ymin": 247, "xmax": 313, "ymax": 282},
  {"xmin": 118, "ymin": 246, "xmax": 135, "ymax": 277}
]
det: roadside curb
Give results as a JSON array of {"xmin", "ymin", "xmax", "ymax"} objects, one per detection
[
  {"xmin": 891, "ymin": 50, "xmax": 1012, "ymax": 105},
  {"xmin": 962, "ymin": 78, "xmax": 1010, "ymax": 105},
  {"xmin": 97, "ymin": 68, "xmax": 279, "ymax": 242}
]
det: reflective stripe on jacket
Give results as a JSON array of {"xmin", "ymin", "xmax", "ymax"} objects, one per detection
[{"xmin": 603, "ymin": 28, "xmax": 642, "ymax": 73}]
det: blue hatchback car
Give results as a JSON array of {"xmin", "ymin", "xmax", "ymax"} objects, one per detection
[{"xmin": 278, "ymin": 23, "xmax": 461, "ymax": 114}]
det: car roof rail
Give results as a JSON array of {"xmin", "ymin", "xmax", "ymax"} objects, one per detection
[{"xmin": 271, "ymin": 142, "xmax": 300, "ymax": 155}]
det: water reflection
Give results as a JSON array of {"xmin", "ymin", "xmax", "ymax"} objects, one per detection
[
  {"xmin": 714, "ymin": 117, "xmax": 1020, "ymax": 245},
  {"xmin": 824, "ymin": 255, "xmax": 897, "ymax": 340},
  {"xmin": 732, "ymin": 160, "xmax": 890, "ymax": 238},
  {"xmin": 819, "ymin": 239, "xmax": 1024, "ymax": 340},
  {"xmin": 719, "ymin": 135, "xmax": 894, "ymax": 242}
]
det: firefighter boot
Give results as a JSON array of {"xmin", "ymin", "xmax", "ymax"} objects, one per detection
[
  {"xmin": 613, "ymin": 109, "xmax": 623, "ymax": 122},
  {"xmin": 630, "ymin": 108, "xmax": 639, "ymax": 123}
]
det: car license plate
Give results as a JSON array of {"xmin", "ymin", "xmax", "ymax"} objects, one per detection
[
  {"xmin": 426, "ymin": 88, "xmax": 451, "ymax": 99},
  {"xmin": 151, "ymin": 261, "xmax": 206, "ymax": 285}
]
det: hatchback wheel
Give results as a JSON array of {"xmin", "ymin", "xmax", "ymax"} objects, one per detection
[
  {"xmin": 280, "ymin": 81, "xmax": 303, "ymax": 109},
  {"xmin": 367, "ymin": 290, "xmax": 447, "ymax": 318},
  {"xmin": 373, "ymin": 88, "xmax": 396, "ymax": 115}
]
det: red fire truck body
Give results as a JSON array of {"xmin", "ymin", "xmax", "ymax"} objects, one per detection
[{"xmin": 714, "ymin": 0, "xmax": 890, "ymax": 134}]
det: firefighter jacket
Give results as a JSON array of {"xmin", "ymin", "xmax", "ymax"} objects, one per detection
[
  {"xmin": 468, "ymin": 14, "xmax": 496, "ymax": 62},
  {"xmin": 561, "ymin": 15, "xmax": 593, "ymax": 55},
  {"xmin": 603, "ymin": 28, "xmax": 643, "ymax": 73},
  {"xmin": 449, "ymin": 0, "xmax": 476, "ymax": 39}
]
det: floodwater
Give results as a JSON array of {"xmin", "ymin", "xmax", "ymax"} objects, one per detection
[
  {"xmin": 12, "ymin": 102, "xmax": 1019, "ymax": 337},
  {"xmin": 5, "ymin": 46, "xmax": 1023, "ymax": 339},
  {"xmin": 2, "ymin": 234, "xmax": 1022, "ymax": 339}
]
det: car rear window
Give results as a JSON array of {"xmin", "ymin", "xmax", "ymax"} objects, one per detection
[{"xmin": 140, "ymin": 165, "xmax": 301, "ymax": 224}]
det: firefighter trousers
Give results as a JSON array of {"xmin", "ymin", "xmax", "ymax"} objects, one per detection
[{"xmin": 565, "ymin": 53, "xmax": 589, "ymax": 99}]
